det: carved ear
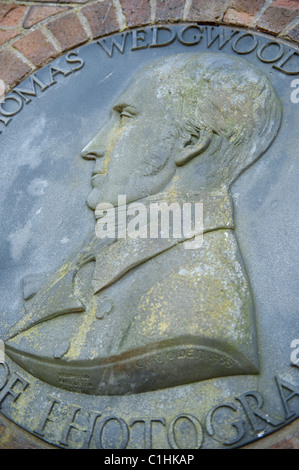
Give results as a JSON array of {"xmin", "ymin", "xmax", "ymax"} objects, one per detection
[{"xmin": 175, "ymin": 128, "xmax": 213, "ymax": 167}]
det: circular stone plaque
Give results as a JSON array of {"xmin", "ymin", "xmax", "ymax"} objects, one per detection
[{"xmin": 0, "ymin": 25, "xmax": 298, "ymax": 449}]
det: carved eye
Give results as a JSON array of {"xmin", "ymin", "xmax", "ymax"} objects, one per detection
[
  {"xmin": 120, "ymin": 110, "xmax": 134, "ymax": 120},
  {"xmin": 113, "ymin": 103, "xmax": 136, "ymax": 122}
]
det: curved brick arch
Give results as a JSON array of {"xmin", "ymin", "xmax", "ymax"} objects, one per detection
[{"xmin": 0, "ymin": 0, "xmax": 298, "ymax": 89}]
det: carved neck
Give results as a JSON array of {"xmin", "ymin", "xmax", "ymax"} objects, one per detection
[{"xmin": 113, "ymin": 187, "xmax": 234, "ymax": 234}]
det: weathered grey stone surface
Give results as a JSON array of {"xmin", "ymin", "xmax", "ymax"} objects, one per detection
[{"xmin": 0, "ymin": 25, "xmax": 298, "ymax": 448}]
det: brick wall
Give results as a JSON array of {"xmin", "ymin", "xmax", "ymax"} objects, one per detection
[{"xmin": 0, "ymin": 0, "xmax": 298, "ymax": 90}]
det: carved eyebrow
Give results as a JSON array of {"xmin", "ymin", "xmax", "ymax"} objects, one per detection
[{"xmin": 112, "ymin": 103, "xmax": 137, "ymax": 115}]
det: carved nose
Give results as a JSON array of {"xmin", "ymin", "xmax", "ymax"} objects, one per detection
[
  {"xmin": 81, "ymin": 131, "xmax": 107, "ymax": 160},
  {"xmin": 81, "ymin": 143, "xmax": 105, "ymax": 161},
  {"xmin": 82, "ymin": 119, "xmax": 114, "ymax": 160}
]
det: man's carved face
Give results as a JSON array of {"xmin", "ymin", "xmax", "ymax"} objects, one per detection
[
  {"xmin": 81, "ymin": 73, "xmax": 179, "ymax": 211},
  {"xmin": 81, "ymin": 52, "xmax": 282, "ymax": 212}
]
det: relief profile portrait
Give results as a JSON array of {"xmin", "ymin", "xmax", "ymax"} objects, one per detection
[{"xmin": 5, "ymin": 52, "xmax": 282, "ymax": 395}]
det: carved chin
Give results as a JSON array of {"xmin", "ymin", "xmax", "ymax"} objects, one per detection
[{"xmin": 87, "ymin": 187, "xmax": 102, "ymax": 210}]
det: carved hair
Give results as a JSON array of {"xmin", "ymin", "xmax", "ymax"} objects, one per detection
[{"xmin": 138, "ymin": 53, "xmax": 282, "ymax": 186}]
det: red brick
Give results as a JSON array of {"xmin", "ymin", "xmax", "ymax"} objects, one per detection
[
  {"xmin": 272, "ymin": 0, "xmax": 299, "ymax": 10},
  {"xmin": 24, "ymin": 5, "xmax": 70, "ymax": 29},
  {"xmin": 283, "ymin": 23, "xmax": 299, "ymax": 43},
  {"xmin": 120, "ymin": 0, "xmax": 151, "ymax": 27},
  {"xmin": 58, "ymin": 0, "xmax": 89, "ymax": 3},
  {"xmin": 0, "ymin": 3, "xmax": 27, "ymax": 28},
  {"xmin": 257, "ymin": 4, "xmax": 299, "ymax": 35},
  {"xmin": 223, "ymin": 0, "xmax": 266, "ymax": 26},
  {"xmin": 82, "ymin": 1, "xmax": 119, "ymax": 39},
  {"xmin": 13, "ymin": 30, "xmax": 58, "ymax": 68},
  {"xmin": 186, "ymin": 0, "xmax": 227, "ymax": 23},
  {"xmin": 223, "ymin": 9, "xmax": 255, "ymax": 26},
  {"xmin": 0, "ymin": 29, "xmax": 18, "ymax": 47},
  {"xmin": 226, "ymin": 0, "xmax": 266, "ymax": 16},
  {"xmin": 155, "ymin": 0, "xmax": 185, "ymax": 22},
  {"xmin": 0, "ymin": 49, "xmax": 32, "ymax": 88},
  {"xmin": 28, "ymin": 0, "xmax": 88, "ymax": 2},
  {"xmin": 47, "ymin": 12, "xmax": 88, "ymax": 51},
  {"xmin": 269, "ymin": 438, "xmax": 297, "ymax": 449}
]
